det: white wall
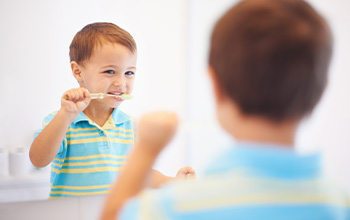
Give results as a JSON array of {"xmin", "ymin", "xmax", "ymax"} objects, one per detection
[{"xmin": 303, "ymin": 0, "xmax": 350, "ymax": 190}]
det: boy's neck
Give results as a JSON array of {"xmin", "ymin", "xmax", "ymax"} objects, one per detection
[
  {"xmin": 219, "ymin": 102, "xmax": 299, "ymax": 147},
  {"xmin": 230, "ymin": 116, "xmax": 298, "ymax": 147},
  {"xmin": 83, "ymin": 104, "xmax": 114, "ymax": 127}
]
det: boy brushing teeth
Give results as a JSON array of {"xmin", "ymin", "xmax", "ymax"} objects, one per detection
[{"xmin": 29, "ymin": 22, "xmax": 195, "ymax": 198}]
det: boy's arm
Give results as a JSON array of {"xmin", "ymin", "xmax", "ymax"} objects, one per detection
[
  {"xmin": 29, "ymin": 88, "xmax": 91, "ymax": 167},
  {"xmin": 100, "ymin": 112, "xmax": 178, "ymax": 220},
  {"xmin": 149, "ymin": 169, "xmax": 172, "ymax": 188},
  {"xmin": 150, "ymin": 166, "xmax": 196, "ymax": 188}
]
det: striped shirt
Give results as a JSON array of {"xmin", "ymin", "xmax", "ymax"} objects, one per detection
[
  {"xmin": 120, "ymin": 142, "xmax": 350, "ymax": 220},
  {"xmin": 35, "ymin": 108, "xmax": 136, "ymax": 198}
]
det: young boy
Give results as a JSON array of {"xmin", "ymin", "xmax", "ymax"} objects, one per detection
[
  {"xmin": 101, "ymin": 0, "xmax": 350, "ymax": 219},
  {"xmin": 29, "ymin": 22, "xmax": 194, "ymax": 198}
]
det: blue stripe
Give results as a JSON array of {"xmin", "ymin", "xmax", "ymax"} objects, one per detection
[
  {"xmin": 50, "ymin": 187, "xmax": 111, "ymax": 193},
  {"xmin": 68, "ymin": 129, "xmax": 99, "ymax": 134},
  {"xmin": 65, "ymin": 158, "xmax": 127, "ymax": 163},
  {"xmin": 167, "ymin": 205, "xmax": 350, "ymax": 220},
  {"xmin": 205, "ymin": 142, "xmax": 321, "ymax": 179}
]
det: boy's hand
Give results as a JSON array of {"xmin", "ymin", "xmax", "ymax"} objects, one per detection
[
  {"xmin": 136, "ymin": 112, "xmax": 178, "ymax": 155},
  {"xmin": 61, "ymin": 88, "xmax": 91, "ymax": 114},
  {"xmin": 175, "ymin": 166, "xmax": 196, "ymax": 180}
]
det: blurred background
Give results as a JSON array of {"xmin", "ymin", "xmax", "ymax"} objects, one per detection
[{"xmin": 0, "ymin": 0, "xmax": 349, "ymax": 203}]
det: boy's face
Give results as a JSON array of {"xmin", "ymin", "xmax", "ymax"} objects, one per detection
[{"xmin": 74, "ymin": 43, "xmax": 137, "ymax": 108}]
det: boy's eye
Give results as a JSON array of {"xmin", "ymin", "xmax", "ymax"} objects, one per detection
[
  {"xmin": 125, "ymin": 71, "xmax": 135, "ymax": 76},
  {"xmin": 104, "ymin": 70, "xmax": 115, "ymax": 74}
]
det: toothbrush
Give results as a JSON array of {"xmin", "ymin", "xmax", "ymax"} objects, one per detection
[{"xmin": 90, "ymin": 93, "xmax": 133, "ymax": 100}]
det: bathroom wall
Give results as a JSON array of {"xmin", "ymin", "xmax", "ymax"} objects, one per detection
[{"xmin": 305, "ymin": 0, "xmax": 350, "ymax": 190}]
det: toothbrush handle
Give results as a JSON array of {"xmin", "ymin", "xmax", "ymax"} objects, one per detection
[{"xmin": 90, "ymin": 93, "xmax": 104, "ymax": 99}]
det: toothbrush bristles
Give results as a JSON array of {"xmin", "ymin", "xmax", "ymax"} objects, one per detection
[{"xmin": 90, "ymin": 93, "xmax": 133, "ymax": 100}]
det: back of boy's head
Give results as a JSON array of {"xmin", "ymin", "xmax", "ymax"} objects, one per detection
[
  {"xmin": 209, "ymin": 0, "xmax": 333, "ymax": 121},
  {"xmin": 69, "ymin": 22, "xmax": 137, "ymax": 65}
]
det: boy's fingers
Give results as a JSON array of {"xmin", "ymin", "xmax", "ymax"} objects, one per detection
[
  {"xmin": 64, "ymin": 92, "xmax": 73, "ymax": 101},
  {"xmin": 66, "ymin": 90, "xmax": 76, "ymax": 102},
  {"xmin": 73, "ymin": 89, "xmax": 81, "ymax": 101},
  {"xmin": 79, "ymin": 89, "xmax": 86, "ymax": 101},
  {"xmin": 78, "ymin": 89, "xmax": 83, "ymax": 98},
  {"xmin": 183, "ymin": 166, "xmax": 195, "ymax": 174},
  {"xmin": 64, "ymin": 88, "xmax": 90, "ymax": 102},
  {"xmin": 187, "ymin": 167, "xmax": 195, "ymax": 173},
  {"xmin": 83, "ymin": 88, "xmax": 91, "ymax": 98},
  {"xmin": 186, "ymin": 173, "xmax": 196, "ymax": 179}
]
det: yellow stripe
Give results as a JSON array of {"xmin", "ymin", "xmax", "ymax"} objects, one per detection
[
  {"xmin": 68, "ymin": 127, "xmax": 133, "ymax": 133},
  {"xmin": 59, "ymin": 166, "xmax": 124, "ymax": 173},
  {"xmin": 64, "ymin": 137, "xmax": 67, "ymax": 149},
  {"xmin": 51, "ymin": 184, "xmax": 113, "ymax": 190},
  {"xmin": 105, "ymin": 131, "xmax": 134, "ymax": 137},
  {"xmin": 52, "ymin": 162, "xmax": 63, "ymax": 167},
  {"xmin": 53, "ymin": 158, "xmax": 64, "ymax": 162},
  {"xmin": 67, "ymin": 137, "xmax": 134, "ymax": 145},
  {"xmin": 66, "ymin": 131, "xmax": 134, "ymax": 138},
  {"xmin": 49, "ymin": 190, "xmax": 110, "ymax": 196},
  {"xmin": 176, "ymin": 194, "xmax": 346, "ymax": 211},
  {"xmin": 66, "ymin": 154, "xmax": 128, "ymax": 160},
  {"xmin": 63, "ymin": 160, "xmax": 126, "ymax": 166},
  {"xmin": 51, "ymin": 167, "xmax": 60, "ymax": 174}
]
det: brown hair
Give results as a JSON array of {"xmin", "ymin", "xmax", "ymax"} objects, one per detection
[
  {"xmin": 209, "ymin": 0, "xmax": 332, "ymax": 121},
  {"xmin": 69, "ymin": 22, "xmax": 137, "ymax": 64}
]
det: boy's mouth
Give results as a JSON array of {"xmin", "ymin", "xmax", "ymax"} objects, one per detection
[{"xmin": 107, "ymin": 92, "xmax": 123, "ymax": 96}]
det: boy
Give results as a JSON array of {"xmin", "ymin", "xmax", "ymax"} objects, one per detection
[
  {"xmin": 29, "ymin": 22, "xmax": 194, "ymax": 198},
  {"xmin": 101, "ymin": 0, "xmax": 350, "ymax": 219}
]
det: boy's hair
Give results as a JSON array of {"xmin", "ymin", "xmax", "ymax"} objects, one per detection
[
  {"xmin": 209, "ymin": 0, "xmax": 333, "ymax": 121},
  {"xmin": 69, "ymin": 22, "xmax": 137, "ymax": 64}
]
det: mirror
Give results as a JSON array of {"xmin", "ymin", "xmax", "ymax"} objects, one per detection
[
  {"xmin": 0, "ymin": 0, "xmax": 225, "ymax": 203},
  {"xmin": 1, "ymin": 0, "xmax": 350, "ymax": 205}
]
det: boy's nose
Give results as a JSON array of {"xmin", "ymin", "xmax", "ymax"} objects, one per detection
[{"xmin": 113, "ymin": 78, "xmax": 125, "ymax": 87}]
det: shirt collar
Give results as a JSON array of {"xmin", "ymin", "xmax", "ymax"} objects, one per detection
[
  {"xmin": 111, "ymin": 108, "xmax": 131, "ymax": 125},
  {"xmin": 72, "ymin": 112, "xmax": 88, "ymax": 124},
  {"xmin": 205, "ymin": 141, "xmax": 321, "ymax": 180},
  {"xmin": 72, "ymin": 108, "xmax": 131, "ymax": 126}
]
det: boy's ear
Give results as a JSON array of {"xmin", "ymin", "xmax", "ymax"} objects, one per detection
[
  {"xmin": 208, "ymin": 66, "xmax": 225, "ymax": 103},
  {"xmin": 71, "ymin": 61, "xmax": 83, "ymax": 82}
]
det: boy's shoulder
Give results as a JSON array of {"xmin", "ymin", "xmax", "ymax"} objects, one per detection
[
  {"xmin": 113, "ymin": 108, "xmax": 136, "ymax": 123},
  {"xmin": 42, "ymin": 110, "xmax": 59, "ymax": 125},
  {"xmin": 41, "ymin": 109, "xmax": 137, "ymax": 127}
]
